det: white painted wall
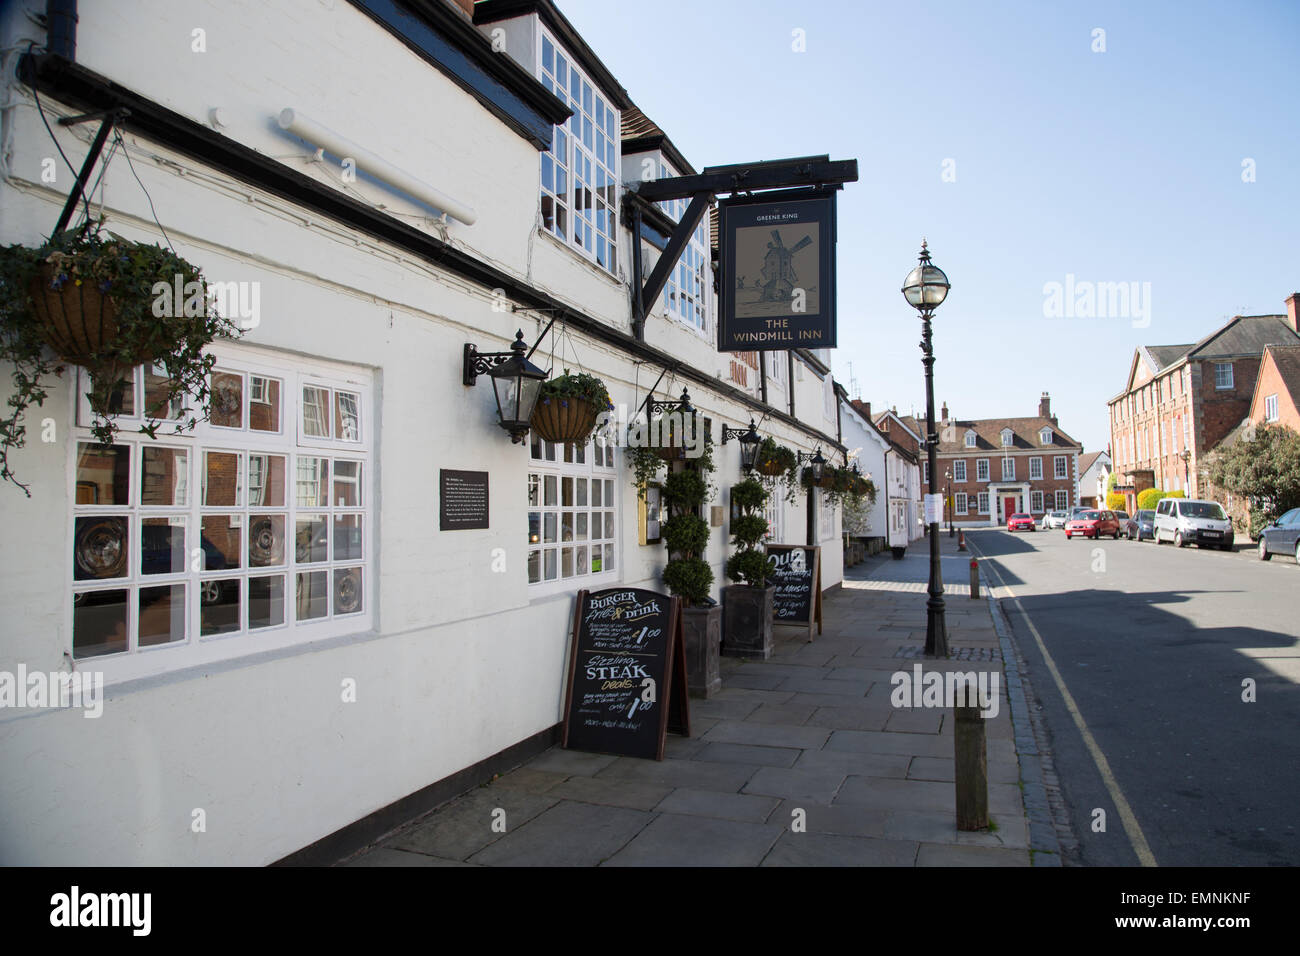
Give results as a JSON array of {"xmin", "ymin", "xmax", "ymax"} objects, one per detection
[{"xmin": 0, "ymin": 0, "xmax": 845, "ymax": 864}]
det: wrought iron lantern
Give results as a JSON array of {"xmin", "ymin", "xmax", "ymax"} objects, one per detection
[
  {"xmin": 463, "ymin": 329, "xmax": 549, "ymax": 443},
  {"xmin": 721, "ymin": 419, "xmax": 762, "ymax": 473}
]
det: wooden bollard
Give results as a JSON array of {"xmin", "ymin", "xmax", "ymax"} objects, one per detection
[
  {"xmin": 955, "ymin": 703, "xmax": 989, "ymax": 830},
  {"xmin": 969, "ymin": 558, "xmax": 979, "ymax": 599}
]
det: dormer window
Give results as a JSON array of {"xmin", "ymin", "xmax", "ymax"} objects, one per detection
[
  {"xmin": 1000, "ymin": 428, "xmax": 1013, "ymax": 447},
  {"xmin": 1039, "ymin": 427, "xmax": 1053, "ymax": 445},
  {"xmin": 964, "ymin": 430, "xmax": 976, "ymax": 448},
  {"xmin": 538, "ymin": 31, "xmax": 619, "ymax": 274}
]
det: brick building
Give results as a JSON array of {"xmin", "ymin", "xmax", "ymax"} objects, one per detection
[
  {"xmin": 915, "ymin": 393, "xmax": 1083, "ymax": 527},
  {"xmin": 1249, "ymin": 343, "xmax": 1300, "ymax": 433},
  {"xmin": 1107, "ymin": 297, "xmax": 1300, "ymax": 505}
]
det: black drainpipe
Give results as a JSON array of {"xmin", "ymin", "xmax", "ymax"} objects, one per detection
[{"xmin": 46, "ymin": 0, "xmax": 78, "ymax": 59}]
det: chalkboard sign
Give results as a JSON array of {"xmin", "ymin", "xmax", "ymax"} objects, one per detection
[
  {"xmin": 562, "ymin": 587, "xmax": 690, "ymax": 761},
  {"xmin": 439, "ymin": 469, "xmax": 489, "ymax": 530},
  {"xmin": 765, "ymin": 544, "xmax": 823, "ymax": 640}
]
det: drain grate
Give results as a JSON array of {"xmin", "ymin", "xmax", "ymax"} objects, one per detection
[{"xmin": 893, "ymin": 645, "xmax": 1002, "ymax": 661}]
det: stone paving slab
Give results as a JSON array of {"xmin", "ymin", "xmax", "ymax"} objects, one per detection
[
  {"xmin": 344, "ymin": 847, "xmax": 478, "ymax": 867},
  {"xmin": 386, "ymin": 787, "xmax": 559, "ymax": 861},
  {"xmin": 468, "ymin": 801, "xmax": 653, "ymax": 867},
  {"xmin": 761, "ymin": 831, "xmax": 920, "ymax": 866},
  {"xmin": 742, "ymin": 766, "xmax": 847, "ymax": 804},
  {"xmin": 547, "ymin": 776, "xmax": 674, "ymax": 811},
  {"xmin": 654, "ymin": 787, "xmax": 782, "ymax": 823},
  {"xmin": 702, "ymin": 719, "xmax": 832, "ymax": 751},
  {"xmin": 825, "ymin": 729, "xmax": 953, "ymax": 758},
  {"xmin": 915, "ymin": 844, "xmax": 1030, "ymax": 866},
  {"xmin": 770, "ymin": 798, "xmax": 891, "ymax": 837},
  {"xmin": 595, "ymin": 755, "xmax": 759, "ymax": 792},
  {"xmin": 792, "ymin": 748, "xmax": 912, "ymax": 779},
  {"xmin": 743, "ymin": 703, "xmax": 818, "ymax": 725},
  {"xmin": 601, "ymin": 813, "xmax": 784, "ymax": 867},
  {"xmin": 692, "ymin": 741, "xmax": 802, "ymax": 768}
]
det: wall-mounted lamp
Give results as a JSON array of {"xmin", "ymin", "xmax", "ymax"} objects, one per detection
[
  {"xmin": 721, "ymin": 419, "xmax": 762, "ymax": 473},
  {"xmin": 798, "ymin": 447, "xmax": 827, "ymax": 484},
  {"xmin": 463, "ymin": 329, "xmax": 549, "ymax": 443},
  {"xmin": 645, "ymin": 388, "xmax": 694, "ymax": 419}
]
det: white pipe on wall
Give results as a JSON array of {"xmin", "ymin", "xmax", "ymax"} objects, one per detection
[{"xmin": 278, "ymin": 108, "xmax": 478, "ymax": 226}]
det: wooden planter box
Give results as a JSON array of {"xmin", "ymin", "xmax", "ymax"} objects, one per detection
[
  {"xmin": 722, "ymin": 584, "xmax": 775, "ymax": 660},
  {"xmin": 530, "ymin": 396, "xmax": 599, "ymax": 444},
  {"xmin": 681, "ymin": 604, "xmax": 722, "ymax": 698}
]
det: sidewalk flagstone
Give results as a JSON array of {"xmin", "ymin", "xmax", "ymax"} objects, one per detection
[{"xmin": 338, "ymin": 536, "xmax": 1038, "ymax": 867}]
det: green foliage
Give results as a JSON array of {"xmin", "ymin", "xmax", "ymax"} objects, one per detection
[
  {"xmin": 725, "ymin": 549, "xmax": 773, "ymax": 589},
  {"xmin": 1105, "ymin": 492, "xmax": 1127, "ymax": 511},
  {"xmin": 727, "ymin": 474, "xmax": 773, "ymax": 587},
  {"xmin": 1165, "ymin": 490, "xmax": 1185, "ymax": 499},
  {"xmin": 1136, "ymin": 488, "xmax": 1167, "ymax": 511},
  {"xmin": 754, "ymin": 437, "xmax": 801, "ymax": 504},
  {"xmin": 537, "ymin": 370, "xmax": 612, "ymax": 410},
  {"xmin": 662, "ymin": 556, "xmax": 713, "ymax": 606},
  {"xmin": 627, "ymin": 443, "xmax": 664, "ymax": 493},
  {"xmin": 663, "ymin": 467, "xmax": 707, "ymax": 508},
  {"xmin": 661, "ymin": 512, "xmax": 709, "ymax": 556},
  {"xmin": 1106, "ymin": 471, "xmax": 1118, "ymax": 493},
  {"xmin": 1205, "ymin": 423, "xmax": 1300, "ymax": 528},
  {"xmin": 0, "ymin": 221, "xmax": 241, "ymax": 494}
]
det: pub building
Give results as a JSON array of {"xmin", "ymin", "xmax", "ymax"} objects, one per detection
[{"xmin": 0, "ymin": 0, "xmax": 849, "ymax": 863}]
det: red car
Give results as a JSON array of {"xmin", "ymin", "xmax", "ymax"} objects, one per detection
[
  {"xmin": 1007, "ymin": 513, "xmax": 1037, "ymax": 532},
  {"xmin": 1065, "ymin": 510, "xmax": 1121, "ymax": 539}
]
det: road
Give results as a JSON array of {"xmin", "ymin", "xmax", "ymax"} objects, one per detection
[{"xmin": 965, "ymin": 526, "xmax": 1300, "ymax": 867}]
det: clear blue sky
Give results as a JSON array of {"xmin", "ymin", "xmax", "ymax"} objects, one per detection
[{"xmin": 557, "ymin": 0, "xmax": 1299, "ymax": 453}]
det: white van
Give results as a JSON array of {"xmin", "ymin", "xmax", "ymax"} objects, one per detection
[{"xmin": 1153, "ymin": 498, "xmax": 1235, "ymax": 550}]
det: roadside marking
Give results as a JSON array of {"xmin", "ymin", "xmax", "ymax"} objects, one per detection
[{"xmin": 967, "ymin": 539, "xmax": 1159, "ymax": 868}]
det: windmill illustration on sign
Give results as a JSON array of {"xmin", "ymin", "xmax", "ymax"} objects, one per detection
[{"xmin": 760, "ymin": 229, "xmax": 813, "ymax": 302}]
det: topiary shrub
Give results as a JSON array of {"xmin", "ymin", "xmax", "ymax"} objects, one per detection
[
  {"xmin": 658, "ymin": 446, "xmax": 716, "ymax": 607},
  {"xmin": 1106, "ymin": 492, "xmax": 1127, "ymax": 511},
  {"xmin": 726, "ymin": 476, "xmax": 774, "ymax": 588}
]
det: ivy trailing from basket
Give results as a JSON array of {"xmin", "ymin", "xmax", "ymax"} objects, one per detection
[
  {"xmin": 0, "ymin": 222, "xmax": 241, "ymax": 494},
  {"xmin": 753, "ymin": 436, "xmax": 801, "ymax": 505},
  {"xmin": 725, "ymin": 476, "xmax": 774, "ymax": 588}
]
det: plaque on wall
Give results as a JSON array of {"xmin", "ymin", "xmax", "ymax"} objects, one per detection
[{"xmin": 439, "ymin": 469, "xmax": 489, "ymax": 530}]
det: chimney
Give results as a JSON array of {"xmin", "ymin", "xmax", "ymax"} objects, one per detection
[
  {"xmin": 941, "ymin": 402, "xmax": 948, "ymax": 421},
  {"xmin": 1287, "ymin": 293, "xmax": 1299, "ymax": 334},
  {"xmin": 1039, "ymin": 391, "xmax": 1051, "ymax": 419}
]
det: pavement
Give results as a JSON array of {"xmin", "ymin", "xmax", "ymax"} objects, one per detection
[{"xmin": 339, "ymin": 532, "xmax": 1055, "ymax": 867}]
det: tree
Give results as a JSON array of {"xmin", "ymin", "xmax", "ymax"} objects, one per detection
[
  {"xmin": 1106, "ymin": 471, "xmax": 1118, "ymax": 494},
  {"xmin": 1204, "ymin": 423, "xmax": 1300, "ymax": 530}
]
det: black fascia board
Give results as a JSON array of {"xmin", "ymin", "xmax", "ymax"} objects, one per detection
[
  {"xmin": 621, "ymin": 133, "xmax": 697, "ymax": 179},
  {"xmin": 16, "ymin": 54, "xmax": 842, "ymax": 454},
  {"xmin": 634, "ymin": 158, "xmax": 858, "ymax": 202},
  {"xmin": 473, "ymin": 0, "xmax": 632, "ymax": 110},
  {"xmin": 347, "ymin": 0, "xmax": 569, "ymax": 151}
]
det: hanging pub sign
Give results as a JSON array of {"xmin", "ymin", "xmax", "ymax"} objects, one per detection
[
  {"xmin": 718, "ymin": 191, "xmax": 837, "ymax": 352},
  {"xmin": 562, "ymin": 587, "xmax": 690, "ymax": 761}
]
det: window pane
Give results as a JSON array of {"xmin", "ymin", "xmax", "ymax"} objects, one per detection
[
  {"xmin": 333, "ymin": 461, "xmax": 362, "ymax": 507},
  {"xmin": 544, "ymin": 475, "xmax": 557, "ymax": 506},
  {"xmin": 334, "ymin": 567, "xmax": 362, "ymax": 615},
  {"xmin": 562, "ymin": 476, "xmax": 573, "ymax": 506},
  {"xmin": 576, "ymin": 512, "xmax": 587, "ymax": 540},
  {"xmin": 199, "ymin": 578, "xmax": 241, "ymax": 636},
  {"xmin": 77, "ymin": 444, "xmax": 130, "ymax": 505},
  {"xmin": 296, "ymin": 457, "xmax": 329, "ymax": 507},
  {"xmin": 334, "ymin": 515, "xmax": 363, "ymax": 561},
  {"xmin": 201, "ymin": 514, "xmax": 243, "ymax": 570},
  {"xmin": 562, "ymin": 512, "xmax": 573, "ymax": 541},
  {"xmin": 302, "ymin": 386, "xmax": 330, "ymax": 438},
  {"xmin": 575, "ymin": 545, "xmax": 587, "ymax": 575},
  {"xmin": 211, "ymin": 371, "xmax": 244, "ymax": 428},
  {"xmin": 529, "ymin": 511, "xmax": 541, "ymax": 545},
  {"xmin": 248, "ymin": 454, "xmax": 287, "ymax": 507},
  {"xmin": 562, "ymin": 547, "xmax": 573, "ymax": 577},
  {"xmin": 249, "ymin": 575, "xmax": 285, "ymax": 629},
  {"xmin": 143, "ymin": 366, "xmax": 184, "ymax": 420},
  {"xmin": 544, "ymin": 550, "xmax": 557, "ymax": 580},
  {"xmin": 591, "ymin": 545, "xmax": 603, "ymax": 573},
  {"xmin": 140, "ymin": 446, "xmax": 188, "ymax": 506},
  {"xmin": 74, "ymin": 516, "xmax": 128, "ymax": 581},
  {"xmin": 603, "ymin": 542, "xmax": 615, "ymax": 572},
  {"xmin": 605, "ymin": 512, "xmax": 615, "ymax": 539},
  {"xmin": 249, "ymin": 376, "xmax": 281, "ymax": 432},
  {"xmin": 249, "ymin": 514, "xmax": 286, "ymax": 567},
  {"xmin": 295, "ymin": 515, "xmax": 328, "ymax": 564},
  {"xmin": 591, "ymin": 480, "xmax": 601, "ymax": 507},
  {"xmin": 141, "ymin": 517, "xmax": 186, "ymax": 575},
  {"xmin": 528, "ymin": 550, "xmax": 540, "ymax": 583},
  {"xmin": 544, "ymin": 513, "xmax": 557, "ymax": 543},
  {"xmin": 72, "ymin": 589, "xmax": 128, "ymax": 658},
  {"xmin": 139, "ymin": 584, "xmax": 185, "ymax": 647},
  {"xmin": 296, "ymin": 571, "xmax": 329, "ymax": 621},
  {"xmin": 335, "ymin": 391, "xmax": 360, "ymax": 441},
  {"xmin": 203, "ymin": 451, "xmax": 243, "ymax": 507}
]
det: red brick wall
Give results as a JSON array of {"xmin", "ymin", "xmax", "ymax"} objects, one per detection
[{"xmin": 1250, "ymin": 353, "xmax": 1300, "ymax": 431}]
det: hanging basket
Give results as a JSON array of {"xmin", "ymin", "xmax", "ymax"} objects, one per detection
[
  {"xmin": 530, "ymin": 395, "xmax": 600, "ymax": 445},
  {"xmin": 28, "ymin": 265, "xmax": 161, "ymax": 401},
  {"xmin": 754, "ymin": 458, "xmax": 785, "ymax": 477}
]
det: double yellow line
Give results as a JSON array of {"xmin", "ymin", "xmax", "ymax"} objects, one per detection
[{"xmin": 970, "ymin": 541, "xmax": 1158, "ymax": 867}]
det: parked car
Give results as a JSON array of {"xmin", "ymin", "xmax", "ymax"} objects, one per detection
[
  {"xmin": 1256, "ymin": 507, "xmax": 1300, "ymax": 563},
  {"xmin": 1113, "ymin": 510, "xmax": 1130, "ymax": 527},
  {"xmin": 1065, "ymin": 509, "xmax": 1121, "ymax": 539},
  {"xmin": 1153, "ymin": 498, "xmax": 1234, "ymax": 550},
  {"xmin": 1007, "ymin": 513, "xmax": 1037, "ymax": 532},
  {"xmin": 1041, "ymin": 510, "xmax": 1068, "ymax": 530},
  {"xmin": 1125, "ymin": 509, "xmax": 1156, "ymax": 541}
]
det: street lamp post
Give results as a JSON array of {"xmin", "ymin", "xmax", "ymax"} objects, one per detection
[
  {"xmin": 903, "ymin": 240, "xmax": 951, "ymax": 658},
  {"xmin": 945, "ymin": 468, "xmax": 954, "ymax": 538},
  {"xmin": 1180, "ymin": 449, "xmax": 1190, "ymax": 494}
]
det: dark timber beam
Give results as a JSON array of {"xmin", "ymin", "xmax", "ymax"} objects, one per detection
[
  {"xmin": 633, "ymin": 190, "xmax": 709, "ymax": 338},
  {"xmin": 633, "ymin": 157, "xmax": 857, "ymax": 203}
]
